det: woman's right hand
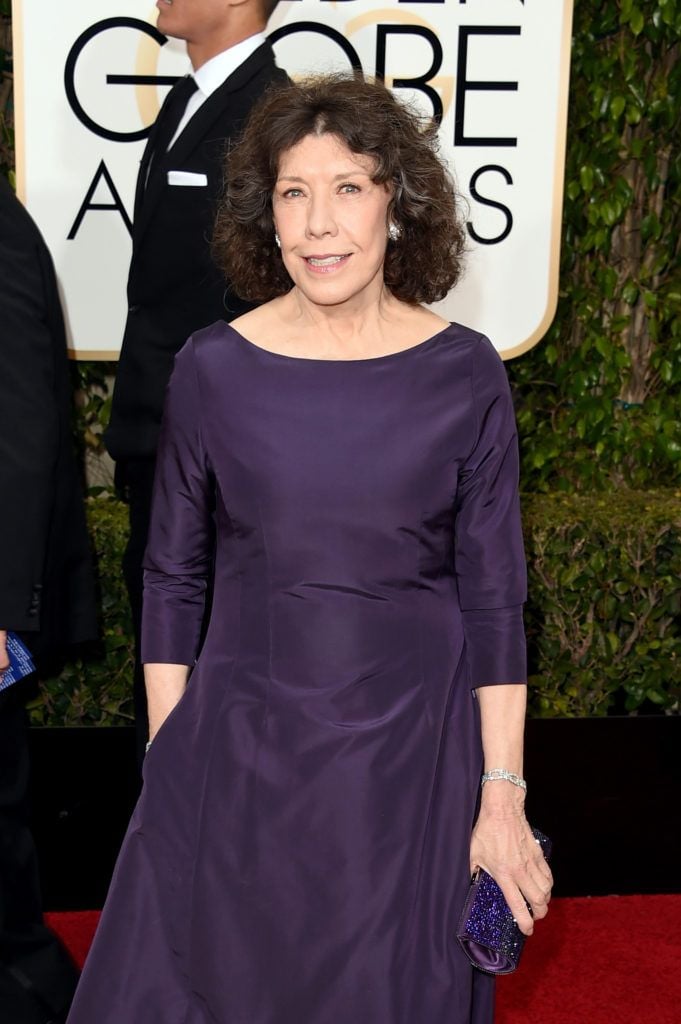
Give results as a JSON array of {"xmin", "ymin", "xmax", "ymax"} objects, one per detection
[{"xmin": 143, "ymin": 662, "xmax": 191, "ymax": 741}]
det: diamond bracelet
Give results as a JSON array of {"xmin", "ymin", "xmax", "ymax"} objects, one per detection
[{"xmin": 481, "ymin": 768, "xmax": 527, "ymax": 791}]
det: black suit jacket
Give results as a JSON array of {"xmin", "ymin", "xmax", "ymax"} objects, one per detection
[
  {"xmin": 0, "ymin": 177, "xmax": 97, "ymax": 654},
  {"xmin": 105, "ymin": 41, "xmax": 287, "ymax": 462}
]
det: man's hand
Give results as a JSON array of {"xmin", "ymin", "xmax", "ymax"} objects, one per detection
[{"xmin": 0, "ymin": 629, "xmax": 9, "ymax": 674}]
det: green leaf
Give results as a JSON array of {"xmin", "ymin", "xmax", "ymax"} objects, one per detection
[
  {"xmin": 622, "ymin": 281, "xmax": 639, "ymax": 305},
  {"xmin": 630, "ymin": 7, "xmax": 645, "ymax": 34},
  {"xmin": 610, "ymin": 95, "xmax": 626, "ymax": 119},
  {"xmin": 594, "ymin": 335, "xmax": 613, "ymax": 358},
  {"xmin": 606, "ymin": 632, "xmax": 620, "ymax": 654},
  {"xmin": 579, "ymin": 165, "xmax": 594, "ymax": 192},
  {"xmin": 659, "ymin": 360, "xmax": 673, "ymax": 383}
]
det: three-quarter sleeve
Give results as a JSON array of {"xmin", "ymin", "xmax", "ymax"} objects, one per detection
[
  {"xmin": 141, "ymin": 337, "xmax": 214, "ymax": 665},
  {"xmin": 454, "ymin": 336, "xmax": 527, "ymax": 687}
]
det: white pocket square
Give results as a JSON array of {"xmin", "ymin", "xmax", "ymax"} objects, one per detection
[{"xmin": 167, "ymin": 170, "xmax": 208, "ymax": 187}]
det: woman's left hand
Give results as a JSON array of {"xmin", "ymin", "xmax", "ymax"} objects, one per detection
[
  {"xmin": 0, "ymin": 630, "xmax": 8, "ymax": 676},
  {"xmin": 469, "ymin": 785, "xmax": 553, "ymax": 936}
]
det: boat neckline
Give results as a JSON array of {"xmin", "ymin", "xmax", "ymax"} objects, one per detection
[{"xmin": 224, "ymin": 322, "xmax": 454, "ymax": 364}]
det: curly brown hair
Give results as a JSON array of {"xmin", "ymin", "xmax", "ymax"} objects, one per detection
[{"xmin": 213, "ymin": 75, "xmax": 467, "ymax": 305}]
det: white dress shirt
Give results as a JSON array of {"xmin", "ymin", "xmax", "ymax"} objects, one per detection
[{"xmin": 167, "ymin": 32, "xmax": 267, "ymax": 150}]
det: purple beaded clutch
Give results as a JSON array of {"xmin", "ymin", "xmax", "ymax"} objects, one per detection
[{"xmin": 456, "ymin": 828, "xmax": 552, "ymax": 975}]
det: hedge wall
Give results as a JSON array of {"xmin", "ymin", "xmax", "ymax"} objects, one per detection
[
  {"xmin": 522, "ymin": 489, "xmax": 680, "ymax": 716},
  {"xmin": 507, "ymin": 0, "xmax": 681, "ymax": 492},
  {"xmin": 28, "ymin": 500, "xmax": 134, "ymax": 728},
  {"xmin": 27, "ymin": 491, "xmax": 681, "ymax": 726}
]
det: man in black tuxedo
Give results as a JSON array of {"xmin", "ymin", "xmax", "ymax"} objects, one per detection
[
  {"xmin": 0, "ymin": 176, "xmax": 97, "ymax": 1023},
  {"xmin": 104, "ymin": 0, "xmax": 287, "ymax": 761}
]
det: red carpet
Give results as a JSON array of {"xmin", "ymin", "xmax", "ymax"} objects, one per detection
[{"xmin": 47, "ymin": 895, "xmax": 681, "ymax": 1023}]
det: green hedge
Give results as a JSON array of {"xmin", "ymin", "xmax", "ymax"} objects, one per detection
[
  {"xmin": 29, "ymin": 491, "xmax": 681, "ymax": 726},
  {"xmin": 28, "ymin": 499, "xmax": 134, "ymax": 727},
  {"xmin": 522, "ymin": 489, "xmax": 680, "ymax": 716},
  {"xmin": 507, "ymin": 1, "xmax": 681, "ymax": 492}
]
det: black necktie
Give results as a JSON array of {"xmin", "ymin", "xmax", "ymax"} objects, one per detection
[{"xmin": 147, "ymin": 75, "xmax": 199, "ymax": 178}]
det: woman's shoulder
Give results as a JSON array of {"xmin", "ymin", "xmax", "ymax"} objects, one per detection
[
  {"xmin": 180, "ymin": 307, "xmax": 280, "ymax": 367},
  {"xmin": 440, "ymin": 325, "xmax": 512, "ymax": 413},
  {"xmin": 435, "ymin": 324, "xmax": 511, "ymax": 403},
  {"xmin": 439, "ymin": 321, "xmax": 497, "ymax": 363}
]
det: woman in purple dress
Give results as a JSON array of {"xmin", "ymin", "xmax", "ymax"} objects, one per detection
[{"xmin": 68, "ymin": 76, "xmax": 552, "ymax": 1024}]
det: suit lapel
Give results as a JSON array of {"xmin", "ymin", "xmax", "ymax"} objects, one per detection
[
  {"xmin": 133, "ymin": 43, "xmax": 276, "ymax": 251},
  {"xmin": 162, "ymin": 43, "xmax": 274, "ymax": 169},
  {"xmin": 133, "ymin": 87, "xmax": 178, "ymax": 227}
]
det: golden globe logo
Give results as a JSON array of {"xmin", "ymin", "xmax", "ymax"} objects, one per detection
[{"xmin": 13, "ymin": 0, "xmax": 573, "ymax": 358}]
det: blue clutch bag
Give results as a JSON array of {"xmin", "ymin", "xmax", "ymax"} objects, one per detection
[
  {"xmin": 456, "ymin": 828, "xmax": 552, "ymax": 975},
  {"xmin": 0, "ymin": 632, "xmax": 36, "ymax": 692}
]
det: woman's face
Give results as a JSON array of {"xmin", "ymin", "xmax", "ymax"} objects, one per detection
[{"xmin": 272, "ymin": 133, "xmax": 392, "ymax": 310}]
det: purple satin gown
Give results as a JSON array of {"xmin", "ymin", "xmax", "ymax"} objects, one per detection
[{"xmin": 67, "ymin": 321, "xmax": 527, "ymax": 1024}]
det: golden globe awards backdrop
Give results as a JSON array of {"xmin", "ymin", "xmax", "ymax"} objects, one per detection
[{"xmin": 12, "ymin": 0, "xmax": 574, "ymax": 359}]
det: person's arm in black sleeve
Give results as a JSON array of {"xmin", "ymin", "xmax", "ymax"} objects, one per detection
[{"xmin": 0, "ymin": 181, "xmax": 59, "ymax": 641}]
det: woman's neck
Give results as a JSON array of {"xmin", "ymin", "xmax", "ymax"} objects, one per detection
[{"xmin": 282, "ymin": 287, "xmax": 407, "ymax": 354}]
